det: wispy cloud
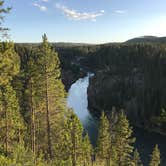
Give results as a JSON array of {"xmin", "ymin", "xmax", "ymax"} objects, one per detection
[
  {"xmin": 56, "ymin": 4, "xmax": 105, "ymax": 21},
  {"xmin": 41, "ymin": 0, "xmax": 49, "ymax": 2},
  {"xmin": 115, "ymin": 10, "xmax": 127, "ymax": 14},
  {"xmin": 33, "ymin": 3, "xmax": 47, "ymax": 11}
]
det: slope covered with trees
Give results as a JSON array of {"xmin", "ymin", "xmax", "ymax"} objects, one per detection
[
  {"xmin": 0, "ymin": 35, "xmax": 162, "ymax": 165},
  {"xmin": 10, "ymin": 41, "xmax": 166, "ymax": 165},
  {"xmin": 87, "ymin": 44, "xmax": 166, "ymax": 135}
]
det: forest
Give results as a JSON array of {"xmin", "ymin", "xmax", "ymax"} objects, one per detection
[
  {"xmin": 0, "ymin": 0, "xmax": 165, "ymax": 166},
  {"xmin": 0, "ymin": 29, "xmax": 163, "ymax": 166}
]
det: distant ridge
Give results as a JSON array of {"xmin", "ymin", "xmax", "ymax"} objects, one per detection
[
  {"xmin": 15, "ymin": 42, "xmax": 96, "ymax": 47},
  {"xmin": 125, "ymin": 36, "xmax": 166, "ymax": 44},
  {"xmin": 15, "ymin": 36, "xmax": 166, "ymax": 47}
]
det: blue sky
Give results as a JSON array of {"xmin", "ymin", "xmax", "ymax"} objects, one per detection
[{"xmin": 4, "ymin": 0, "xmax": 166, "ymax": 43}]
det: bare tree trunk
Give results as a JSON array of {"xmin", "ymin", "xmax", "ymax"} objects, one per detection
[
  {"xmin": 36, "ymin": 119, "xmax": 40, "ymax": 156},
  {"xmin": 30, "ymin": 80, "xmax": 36, "ymax": 155},
  {"xmin": 5, "ymin": 104, "xmax": 8, "ymax": 155},
  {"xmin": 45, "ymin": 75, "xmax": 52, "ymax": 159},
  {"xmin": 72, "ymin": 131, "xmax": 76, "ymax": 166}
]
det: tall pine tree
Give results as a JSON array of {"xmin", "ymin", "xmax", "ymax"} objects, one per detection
[
  {"xmin": 55, "ymin": 110, "xmax": 91, "ymax": 166},
  {"xmin": 96, "ymin": 112, "xmax": 112, "ymax": 166},
  {"xmin": 82, "ymin": 133, "xmax": 92, "ymax": 166},
  {"xmin": 24, "ymin": 49, "xmax": 39, "ymax": 156},
  {"xmin": 34, "ymin": 34, "xmax": 67, "ymax": 159},
  {"xmin": 65, "ymin": 112, "xmax": 83, "ymax": 166},
  {"xmin": 0, "ymin": 42, "xmax": 24, "ymax": 155},
  {"xmin": 113, "ymin": 111, "xmax": 135, "ymax": 166}
]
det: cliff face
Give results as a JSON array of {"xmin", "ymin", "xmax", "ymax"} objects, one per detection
[
  {"xmin": 61, "ymin": 69, "xmax": 86, "ymax": 91},
  {"xmin": 87, "ymin": 44, "xmax": 166, "ymax": 134}
]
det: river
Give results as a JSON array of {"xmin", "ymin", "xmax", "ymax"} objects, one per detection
[{"xmin": 67, "ymin": 74, "xmax": 166, "ymax": 166}]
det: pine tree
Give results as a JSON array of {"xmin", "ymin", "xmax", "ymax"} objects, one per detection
[
  {"xmin": 34, "ymin": 34, "xmax": 67, "ymax": 158},
  {"xmin": 57, "ymin": 111, "xmax": 84, "ymax": 166},
  {"xmin": 26, "ymin": 49, "xmax": 41, "ymax": 156},
  {"xmin": 82, "ymin": 134, "xmax": 93, "ymax": 166},
  {"xmin": 149, "ymin": 145, "xmax": 160, "ymax": 166},
  {"xmin": 0, "ymin": 43, "xmax": 24, "ymax": 155},
  {"xmin": 0, "ymin": 42, "xmax": 20, "ymax": 86},
  {"xmin": 96, "ymin": 112, "xmax": 112, "ymax": 166},
  {"xmin": 0, "ymin": 42, "xmax": 24, "ymax": 155},
  {"xmin": 66, "ymin": 112, "xmax": 83, "ymax": 166},
  {"xmin": 113, "ymin": 111, "xmax": 135, "ymax": 166},
  {"xmin": 132, "ymin": 149, "xmax": 143, "ymax": 166},
  {"xmin": 0, "ymin": 84, "xmax": 25, "ymax": 154}
]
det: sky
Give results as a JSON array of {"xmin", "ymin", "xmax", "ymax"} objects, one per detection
[{"xmin": 3, "ymin": 0, "xmax": 166, "ymax": 43}]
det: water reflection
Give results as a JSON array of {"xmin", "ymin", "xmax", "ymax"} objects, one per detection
[
  {"xmin": 67, "ymin": 74, "xmax": 91, "ymax": 121},
  {"xmin": 67, "ymin": 73, "xmax": 98, "ymax": 145}
]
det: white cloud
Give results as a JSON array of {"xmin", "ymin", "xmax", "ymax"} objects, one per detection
[
  {"xmin": 56, "ymin": 4, "xmax": 105, "ymax": 21},
  {"xmin": 33, "ymin": 3, "xmax": 47, "ymax": 11},
  {"xmin": 41, "ymin": 0, "xmax": 49, "ymax": 2},
  {"xmin": 115, "ymin": 10, "xmax": 127, "ymax": 14}
]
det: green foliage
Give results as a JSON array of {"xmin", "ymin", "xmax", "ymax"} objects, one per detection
[
  {"xmin": 0, "ymin": 155, "xmax": 12, "ymax": 166},
  {"xmin": 54, "ymin": 110, "xmax": 93, "ymax": 166},
  {"xmin": 0, "ymin": 144, "xmax": 48, "ymax": 166},
  {"xmin": 132, "ymin": 149, "xmax": 143, "ymax": 166},
  {"xmin": 96, "ymin": 112, "xmax": 112, "ymax": 165},
  {"xmin": 0, "ymin": 84, "xmax": 25, "ymax": 153},
  {"xmin": 149, "ymin": 145, "xmax": 160, "ymax": 166},
  {"xmin": 63, "ymin": 112, "xmax": 83, "ymax": 165},
  {"xmin": 11, "ymin": 143, "xmax": 35, "ymax": 165},
  {"xmin": 35, "ymin": 34, "xmax": 67, "ymax": 158},
  {"xmin": 82, "ymin": 134, "xmax": 93, "ymax": 166},
  {"xmin": 17, "ymin": 34, "xmax": 68, "ymax": 158},
  {"xmin": 113, "ymin": 111, "xmax": 135, "ymax": 166},
  {"xmin": 0, "ymin": 42, "xmax": 20, "ymax": 86},
  {"xmin": 0, "ymin": 42, "xmax": 24, "ymax": 154}
]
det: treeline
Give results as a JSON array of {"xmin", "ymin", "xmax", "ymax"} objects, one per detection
[
  {"xmin": 14, "ymin": 42, "xmax": 93, "ymax": 91},
  {"xmin": 0, "ymin": 34, "xmax": 162, "ymax": 166}
]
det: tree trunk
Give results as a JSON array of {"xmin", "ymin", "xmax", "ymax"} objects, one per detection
[
  {"xmin": 36, "ymin": 120, "xmax": 40, "ymax": 156},
  {"xmin": 30, "ymin": 80, "xmax": 36, "ymax": 155},
  {"xmin": 5, "ymin": 103, "xmax": 8, "ymax": 155},
  {"xmin": 45, "ymin": 75, "xmax": 52, "ymax": 159},
  {"xmin": 72, "ymin": 130, "xmax": 76, "ymax": 166}
]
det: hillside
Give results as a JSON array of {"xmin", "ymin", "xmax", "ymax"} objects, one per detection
[{"xmin": 126, "ymin": 36, "xmax": 166, "ymax": 44}]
